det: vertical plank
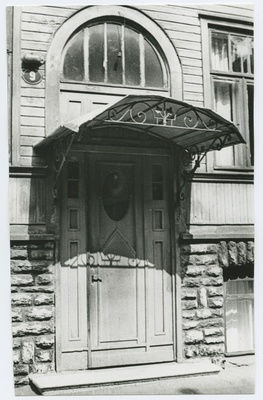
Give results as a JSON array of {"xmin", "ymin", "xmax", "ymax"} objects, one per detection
[{"xmin": 11, "ymin": 7, "xmax": 22, "ymax": 165}]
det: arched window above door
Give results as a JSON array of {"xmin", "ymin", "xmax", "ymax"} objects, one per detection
[{"xmin": 62, "ymin": 21, "xmax": 168, "ymax": 89}]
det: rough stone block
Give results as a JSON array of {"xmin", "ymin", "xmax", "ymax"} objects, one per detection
[
  {"xmin": 10, "ymin": 249, "xmax": 28, "ymax": 260},
  {"xmin": 182, "ymin": 310, "xmax": 196, "ymax": 319},
  {"xmin": 183, "ymin": 320, "xmax": 199, "ymax": 330},
  {"xmin": 208, "ymin": 297, "xmax": 224, "ymax": 308},
  {"xmin": 35, "ymin": 350, "xmax": 52, "ymax": 362},
  {"xmin": 35, "ymin": 335, "xmax": 54, "ymax": 349},
  {"xmin": 182, "ymin": 254, "xmax": 218, "ymax": 267},
  {"xmin": 218, "ymin": 241, "xmax": 229, "ymax": 268},
  {"xmin": 201, "ymin": 277, "xmax": 223, "ymax": 287},
  {"xmin": 13, "ymin": 339, "xmax": 21, "ymax": 349},
  {"xmin": 196, "ymin": 309, "xmax": 212, "ymax": 319},
  {"xmin": 210, "ymin": 309, "xmax": 224, "ymax": 318},
  {"xmin": 199, "ymin": 344, "xmax": 224, "ymax": 356},
  {"xmin": 204, "ymin": 336, "xmax": 224, "ymax": 344},
  {"xmin": 26, "ymin": 307, "xmax": 53, "ymax": 321},
  {"xmin": 185, "ymin": 265, "xmax": 204, "ymax": 277},
  {"xmin": 11, "ymin": 294, "xmax": 32, "ymax": 307},
  {"xmin": 199, "ymin": 318, "xmax": 224, "ymax": 329},
  {"xmin": 35, "ymin": 274, "xmax": 53, "ymax": 285},
  {"xmin": 29, "ymin": 242, "xmax": 54, "ymax": 250},
  {"xmin": 34, "ymin": 294, "xmax": 54, "ymax": 306},
  {"xmin": 237, "ymin": 242, "xmax": 247, "ymax": 266},
  {"xmin": 207, "ymin": 287, "xmax": 223, "ymax": 297},
  {"xmin": 185, "ymin": 346, "xmax": 200, "ymax": 358},
  {"xmin": 19, "ymin": 286, "xmax": 54, "ymax": 293},
  {"xmin": 21, "ymin": 341, "xmax": 34, "ymax": 364},
  {"xmin": 13, "ymin": 350, "xmax": 21, "ymax": 364},
  {"xmin": 181, "ymin": 289, "xmax": 197, "ymax": 300},
  {"xmin": 184, "ymin": 330, "xmax": 203, "ymax": 344},
  {"xmin": 29, "ymin": 249, "xmax": 54, "ymax": 261},
  {"xmin": 247, "ymin": 241, "xmax": 254, "ymax": 264},
  {"xmin": 12, "ymin": 308, "xmax": 23, "ymax": 323},
  {"xmin": 11, "ymin": 275, "xmax": 34, "ymax": 286},
  {"xmin": 13, "ymin": 364, "xmax": 29, "ymax": 376},
  {"xmin": 11, "ymin": 260, "xmax": 51, "ymax": 274},
  {"xmin": 197, "ymin": 287, "xmax": 207, "ymax": 308},
  {"xmin": 31, "ymin": 362, "xmax": 55, "ymax": 374},
  {"xmin": 14, "ymin": 376, "xmax": 29, "ymax": 386},
  {"xmin": 182, "ymin": 300, "xmax": 197, "ymax": 310},
  {"xmin": 228, "ymin": 241, "xmax": 238, "ymax": 265},
  {"xmin": 12, "ymin": 322, "xmax": 54, "ymax": 337},
  {"xmin": 182, "ymin": 277, "xmax": 201, "ymax": 288},
  {"xmin": 206, "ymin": 265, "xmax": 222, "ymax": 277},
  {"xmin": 204, "ymin": 327, "xmax": 224, "ymax": 336},
  {"xmin": 181, "ymin": 244, "xmax": 217, "ymax": 255}
]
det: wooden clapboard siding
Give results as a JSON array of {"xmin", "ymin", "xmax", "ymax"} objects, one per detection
[
  {"xmin": 21, "ymin": 126, "xmax": 45, "ymax": 138},
  {"xmin": 189, "ymin": 181, "xmax": 254, "ymax": 225},
  {"xmin": 9, "ymin": 177, "xmax": 46, "ymax": 224}
]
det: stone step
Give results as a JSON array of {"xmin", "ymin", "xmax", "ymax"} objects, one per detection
[{"xmin": 30, "ymin": 360, "xmax": 221, "ymax": 395}]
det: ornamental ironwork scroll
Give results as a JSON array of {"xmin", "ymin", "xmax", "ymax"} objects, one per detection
[
  {"xmin": 178, "ymin": 133, "xmax": 233, "ymax": 201},
  {"xmin": 106, "ymin": 99, "xmax": 219, "ymax": 131},
  {"xmin": 52, "ymin": 132, "xmax": 76, "ymax": 201}
]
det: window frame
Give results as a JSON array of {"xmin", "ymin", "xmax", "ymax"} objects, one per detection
[
  {"xmin": 224, "ymin": 275, "xmax": 254, "ymax": 356},
  {"xmin": 201, "ymin": 18, "xmax": 254, "ymax": 172},
  {"xmin": 61, "ymin": 20, "xmax": 169, "ymax": 91}
]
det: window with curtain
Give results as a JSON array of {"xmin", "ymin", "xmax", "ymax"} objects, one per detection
[
  {"xmin": 224, "ymin": 265, "xmax": 254, "ymax": 355},
  {"xmin": 209, "ymin": 28, "xmax": 254, "ymax": 168},
  {"xmin": 62, "ymin": 21, "xmax": 168, "ymax": 90}
]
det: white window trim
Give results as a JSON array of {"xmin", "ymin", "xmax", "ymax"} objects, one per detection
[{"xmin": 201, "ymin": 18, "xmax": 254, "ymax": 173}]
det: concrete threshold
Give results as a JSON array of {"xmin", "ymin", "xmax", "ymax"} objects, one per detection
[{"xmin": 29, "ymin": 360, "xmax": 221, "ymax": 395}]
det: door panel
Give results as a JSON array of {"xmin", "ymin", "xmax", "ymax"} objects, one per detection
[
  {"xmin": 60, "ymin": 150, "xmax": 174, "ymax": 371},
  {"xmin": 88, "ymin": 153, "xmax": 174, "ymax": 368}
]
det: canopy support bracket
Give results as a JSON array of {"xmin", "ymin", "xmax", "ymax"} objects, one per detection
[
  {"xmin": 178, "ymin": 132, "xmax": 233, "ymax": 201},
  {"xmin": 52, "ymin": 132, "xmax": 77, "ymax": 202}
]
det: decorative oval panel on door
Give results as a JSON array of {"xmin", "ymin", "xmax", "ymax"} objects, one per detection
[{"xmin": 102, "ymin": 170, "xmax": 130, "ymax": 221}]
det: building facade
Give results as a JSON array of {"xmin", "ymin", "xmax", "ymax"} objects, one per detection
[{"xmin": 7, "ymin": 4, "xmax": 254, "ymax": 389}]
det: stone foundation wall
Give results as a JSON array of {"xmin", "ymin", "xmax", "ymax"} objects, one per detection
[
  {"xmin": 11, "ymin": 241, "xmax": 55, "ymax": 386},
  {"xmin": 181, "ymin": 241, "xmax": 254, "ymax": 360}
]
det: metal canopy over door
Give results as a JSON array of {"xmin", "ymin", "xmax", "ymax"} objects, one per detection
[{"xmin": 87, "ymin": 152, "xmax": 174, "ymax": 368}]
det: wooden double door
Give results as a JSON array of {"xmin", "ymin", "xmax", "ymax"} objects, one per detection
[{"xmin": 60, "ymin": 150, "xmax": 174, "ymax": 370}]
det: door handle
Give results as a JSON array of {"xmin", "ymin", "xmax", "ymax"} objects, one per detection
[{"xmin": 91, "ymin": 275, "xmax": 102, "ymax": 283}]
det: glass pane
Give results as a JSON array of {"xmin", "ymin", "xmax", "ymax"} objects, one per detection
[
  {"xmin": 125, "ymin": 27, "xmax": 140, "ymax": 86},
  {"xmin": 247, "ymin": 84, "xmax": 254, "ymax": 166},
  {"xmin": 249, "ymin": 38, "xmax": 254, "ymax": 74},
  {"xmin": 214, "ymin": 81, "xmax": 235, "ymax": 166},
  {"xmin": 102, "ymin": 170, "xmax": 130, "ymax": 221},
  {"xmin": 89, "ymin": 24, "xmax": 104, "ymax": 82},
  {"xmin": 152, "ymin": 165, "xmax": 163, "ymax": 200},
  {"xmin": 69, "ymin": 209, "xmax": 78, "ymax": 229},
  {"xmin": 107, "ymin": 23, "xmax": 123, "ymax": 84},
  {"xmin": 231, "ymin": 35, "xmax": 251, "ymax": 73},
  {"xmin": 211, "ymin": 31, "xmax": 229, "ymax": 71},
  {"xmin": 144, "ymin": 39, "xmax": 163, "ymax": 88},
  {"xmin": 225, "ymin": 298, "xmax": 254, "ymax": 353},
  {"xmin": 63, "ymin": 30, "xmax": 84, "ymax": 81},
  {"xmin": 68, "ymin": 162, "xmax": 79, "ymax": 179},
  {"xmin": 67, "ymin": 162, "xmax": 79, "ymax": 199},
  {"xmin": 226, "ymin": 279, "xmax": 254, "ymax": 296}
]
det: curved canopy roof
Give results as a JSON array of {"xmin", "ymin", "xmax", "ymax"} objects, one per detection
[{"xmin": 36, "ymin": 94, "xmax": 245, "ymax": 154}]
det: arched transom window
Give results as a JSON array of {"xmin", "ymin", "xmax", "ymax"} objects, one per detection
[{"xmin": 62, "ymin": 20, "xmax": 169, "ymax": 89}]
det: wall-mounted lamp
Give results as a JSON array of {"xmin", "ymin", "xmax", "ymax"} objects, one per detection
[{"xmin": 22, "ymin": 53, "xmax": 45, "ymax": 85}]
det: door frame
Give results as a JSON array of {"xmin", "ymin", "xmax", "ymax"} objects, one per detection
[{"xmin": 56, "ymin": 143, "xmax": 182, "ymax": 371}]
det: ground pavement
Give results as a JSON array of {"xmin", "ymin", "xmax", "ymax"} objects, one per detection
[{"xmin": 15, "ymin": 355, "xmax": 256, "ymax": 396}]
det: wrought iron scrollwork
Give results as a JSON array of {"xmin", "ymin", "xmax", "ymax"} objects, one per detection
[
  {"xmin": 178, "ymin": 133, "xmax": 232, "ymax": 202},
  {"xmin": 52, "ymin": 132, "xmax": 76, "ymax": 201}
]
